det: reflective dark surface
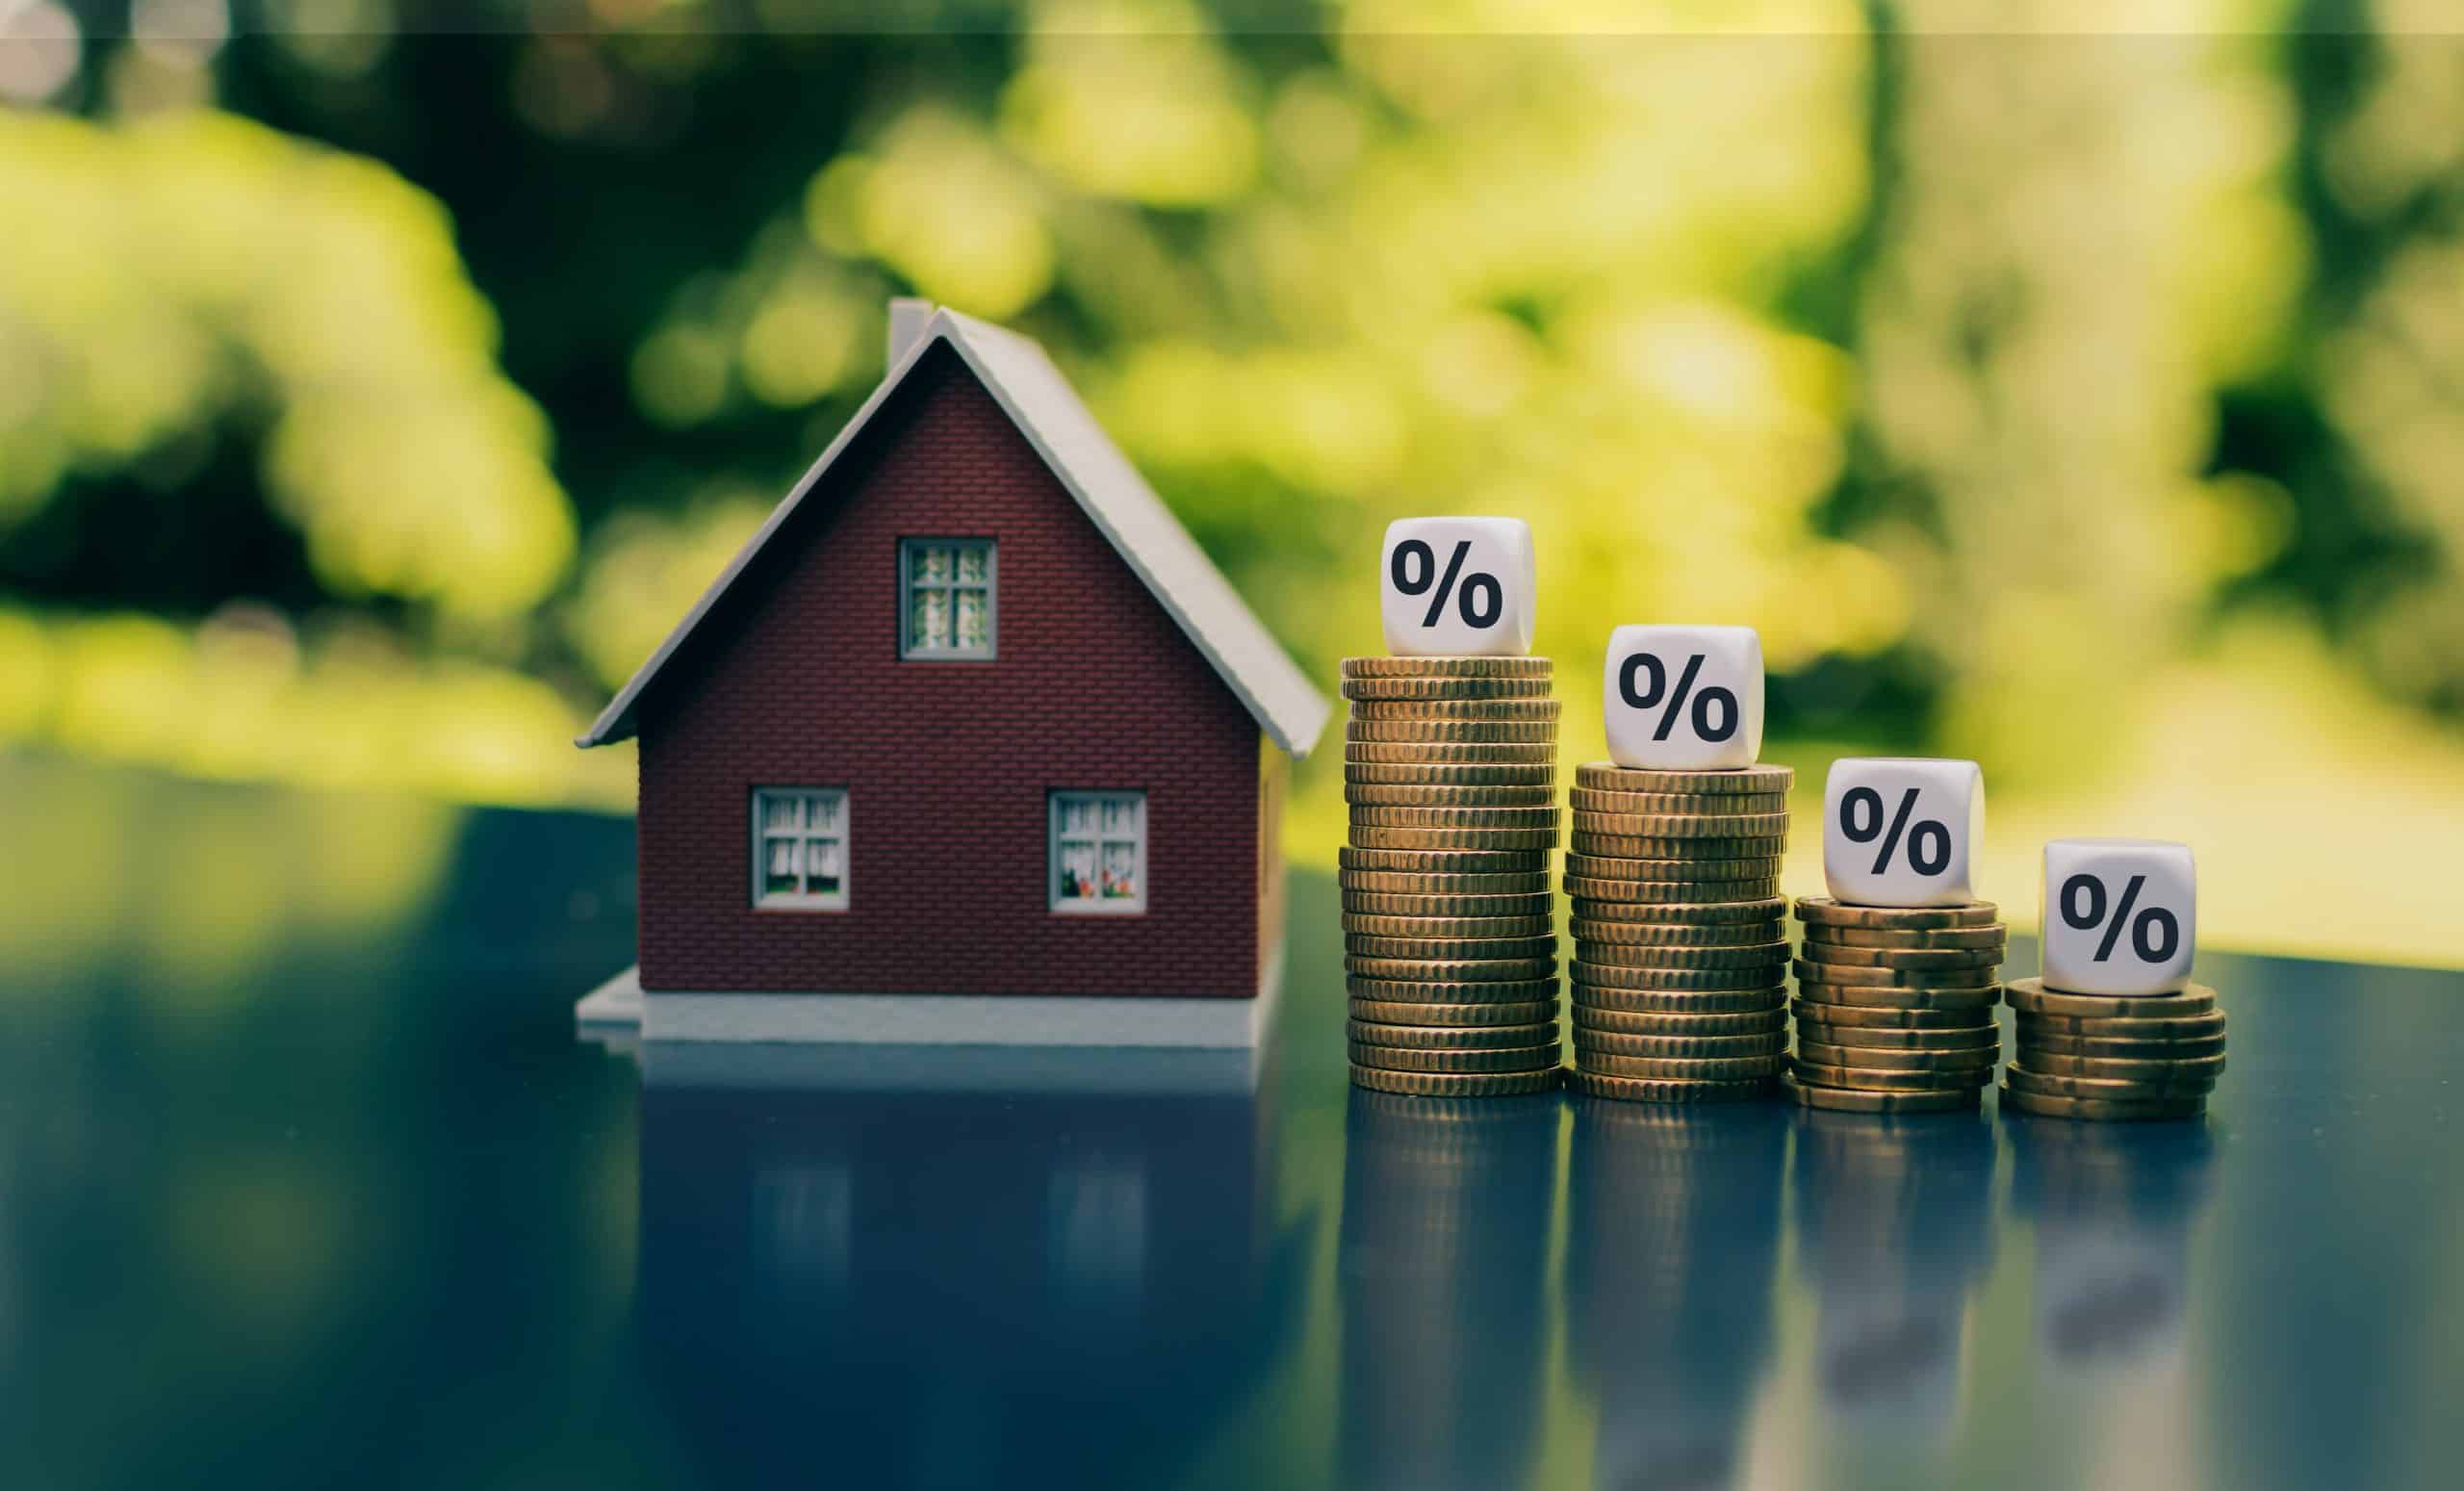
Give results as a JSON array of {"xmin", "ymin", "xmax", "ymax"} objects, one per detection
[{"xmin": 6, "ymin": 761, "xmax": 2463, "ymax": 1489}]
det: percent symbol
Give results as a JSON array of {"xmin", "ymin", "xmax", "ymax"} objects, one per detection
[
  {"xmin": 1619, "ymin": 652, "xmax": 1739, "ymax": 742},
  {"xmin": 2059, "ymin": 872, "xmax": 2179, "ymax": 963},
  {"xmin": 1838, "ymin": 786, "xmax": 1952, "ymax": 876},
  {"xmin": 1391, "ymin": 539, "xmax": 1504, "ymax": 630}
]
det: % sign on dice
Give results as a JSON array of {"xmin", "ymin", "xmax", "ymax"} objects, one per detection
[
  {"xmin": 1604, "ymin": 625, "xmax": 1763, "ymax": 770},
  {"xmin": 1823, "ymin": 758, "xmax": 1984, "ymax": 907},
  {"xmin": 1379, "ymin": 518, "xmax": 1537, "ymax": 656},
  {"xmin": 2040, "ymin": 838, "xmax": 2196, "ymax": 994}
]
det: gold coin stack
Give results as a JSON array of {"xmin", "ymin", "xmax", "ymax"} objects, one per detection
[
  {"xmin": 1340, "ymin": 656, "xmax": 1563, "ymax": 1097},
  {"xmin": 1784, "ymin": 898, "xmax": 2009, "ymax": 1114},
  {"xmin": 2000, "ymin": 978, "xmax": 2225, "ymax": 1121},
  {"xmin": 1562, "ymin": 761, "xmax": 1794, "ymax": 1103}
]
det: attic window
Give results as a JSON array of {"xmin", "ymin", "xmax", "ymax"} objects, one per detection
[{"xmin": 901, "ymin": 539, "xmax": 995, "ymax": 658}]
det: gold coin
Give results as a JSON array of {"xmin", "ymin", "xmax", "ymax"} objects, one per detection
[
  {"xmin": 1343, "ymin": 913, "xmax": 1556, "ymax": 940},
  {"xmin": 1788, "ymin": 998, "xmax": 1989, "ymax": 1028},
  {"xmin": 2013, "ymin": 1028, "xmax": 2227, "ymax": 1059},
  {"xmin": 1570, "ymin": 1029, "xmax": 1789, "ymax": 1057},
  {"xmin": 1571, "ymin": 832, "xmax": 1789, "ymax": 860},
  {"xmin": 1575, "ymin": 985, "xmax": 1789, "ymax": 1015},
  {"xmin": 1788, "ymin": 1059, "xmax": 1992, "ymax": 1092},
  {"xmin": 1345, "ymin": 760, "xmax": 1557, "ymax": 786},
  {"xmin": 1576, "ymin": 939, "xmax": 1790, "ymax": 970},
  {"xmin": 1574, "ymin": 964, "xmax": 1787, "ymax": 992},
  {"xmin": 1793, "ymin": 960, "xmax": 2000, "ymax": 990},
  {"xmin": 1352, "ymin": 826, "xmax": 1558, "ymax": 851},
  {"xmin": 1340, "ymin": 847, "xmax": 1553, "ymax": 875},
  {"xmin": 1348, "ymin": 955, "xmax": 1557, "ymax": 982},
  {"xmin": 1347, "ymin": 739, "xmax": 1559, "ymax": 762},
  {"xmin": 1568, "ymin": 787, "xmax": 1789, "ymax": 815},
  {"xmin": 2002, "ymin": 978, "xmax": 2219, "ymax": 1020},
  {"xmin": 1347, "ymin": 722, "xmax": 1559, "ymax": 747},
  {"xmin": 1792, "ymin": 1018, "xmax": 1998, "ymax": 1049},
  {"xmin": 1997, "ymin": 1084, "xmax": 2204, "ymax": 1122},
  {"xmin": 2005, "ymin": 1066, "xmax": 2216, "ymax": 1099},
  {"xmin": 1567, "ymin": 917, "xmax": 1785, "ymax": 947},
  {"xmin": 1348, "ymin": 997, "xmax": 1558, "ymax": 1026},
  {"xmin": 1793, "ymin": 896, "xmax": 1999, "ymax": 929},
  {"xmin": 1342, "ymin": 890, "xmax": 1555, "ymax": 917},
  {"xmin": 1780, "ymin": 1074, "xmax": 1978, "ymax": 1113},
  {"xmin": 1569, "ymin": 810, "xmax": 1792, "ymax": 840},
  {"xmin": 1578, "ymin": 1052, "xmax": 1786, "ymax": 1081},
  {"xmin": 1792, "ymin": 979, "xmax": 2001, "ymax": 1010},
  {"xmin": 1564, "ymin": 875, "xmax": 1783, "ymax": 903},
  {"xmin": 1351, "ymin": 804, "xmax": 1562, "ymax": 829},
  {"xmin": 1568, "ymin": 894, "xmax": 1789, "ymax": 924},
  {"xmin": 1796, "ymin": 1041, "xmax": 1998, "ymax": 1072},
  {"xmin": 1564, "ymin": 851, "xmax": 1785, "ymax": 881},
  {"xmin": 2013, "ymin": 1010, "xmax": 2226, "ymax": 1040},
  {"xmin": 1568, "ymin": 1006, "xmax": 1788, "ymax": 1036},
  {"xmin": 1348, "ymin": 1041, "xmax": 1560, "ymax": 1073},
  {"xmin": 1795, "ymin": 942, "xmax": 2005, "ymax": 971},
  {"xmin": 1349, "ymin": 1066, "xmax": 1562, "ymax": 1097},
  {"xmin": 1576, "ymin": 761, "xmax": 1795, "ymax": 794},
  {"xmin": 1341, "ymin": 676, "xmax": 1554, "ymax": 701},
  {"xmin": 1567, "ymin": 1070, "xmax": 1775, "ymax": 1104},
  {"xmin": 1340, "ymin": 869, "xmax": 1553, "ymax": 895},
  {"xmin": 1348, "ymin": 698, "xmax": 1562, "ymax": 721},
  {"xmin": 1341, "ymin": 656, "xmax": 1554, "ymax": 679},
  {"xmin": 1346, "ymin": 782, "xmax": 1555, "ymax": 808},
  {"xmin": 1347, "ymin": 1019, "xmax": 1559, "ymax": 1050},
  {"xmin": 1348, "ymin": 975, "xmax": 1559, "ymax": 1004},
  {"xmin": 1347, "ymin": 933, "xmax": 1558, "ymax": 961},
  {"xmin": 1801, "ymin": 923, "xmax": 2009, "ymax": 950},
  {"xmin": 2017, "ymin": 1050, "xmax": 2228, "ymax": 1082}
]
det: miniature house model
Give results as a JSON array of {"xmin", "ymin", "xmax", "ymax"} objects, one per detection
[{"xmin": 575, "ymin": 300, "xmax": 1328, "ymax": 1046}]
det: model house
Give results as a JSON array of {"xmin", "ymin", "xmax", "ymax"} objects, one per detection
[{"xmin": 574, "ymin": 300, "xmax": 1328, "ymax": 1045}]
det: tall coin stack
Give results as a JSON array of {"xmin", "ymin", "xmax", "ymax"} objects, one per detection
[
  {"xmin": 1341, "ymin": 656, "xmax": 1563, "ymax": 1096},
  {"xmin": 1784, "ymin": 899, "xmax": 2009, "ymax": 1113},
  {"xmin": 1563, "ymin": 763, "xmax": 1795, "ymax": 1103},
  {"xmin": 2000, "ymin": 979, "xmax": 2226, "ymax": 1121}
]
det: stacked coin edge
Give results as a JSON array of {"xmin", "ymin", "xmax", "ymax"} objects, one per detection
[
  {"xmin": 2000, "ymin": 975, "xmax": 2226, "ymax": 1122},
  {"xmin": 1784, "ymin": 896, "xmax": 2009, "ymax": 1114}
]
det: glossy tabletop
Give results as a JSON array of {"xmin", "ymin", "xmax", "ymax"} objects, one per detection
[{"xmin": 5, "ymin": 770, "xmax": 2461, "ymax": 1489}]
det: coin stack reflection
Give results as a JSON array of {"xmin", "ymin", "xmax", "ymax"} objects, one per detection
[
  {"xmin": 1784, "ymin": 899, "xmax": 2010, "ymax": 1114},
  {"xmin": 1342, "ymin": 656, "xmax": 1563, "ymax": 1096},
  {"xmin": 1563, "ymin": 761, "xmax": 1794, "ymax": 1103}
]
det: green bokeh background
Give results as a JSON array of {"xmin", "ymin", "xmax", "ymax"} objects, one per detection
[{"xmin": 4, "ymin": 2, "xmax": 2462, "ymax": 962}]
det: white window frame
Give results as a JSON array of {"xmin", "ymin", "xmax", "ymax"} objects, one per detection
[
  {"xmin": 899, "ymin": 537, "xmax": 997, "ymax": 660},
  {"xmin": 752, "ymin": 787, "xmax": 850, "ymax": 910},
  {"xmin": 1049, "ymin": 790, "xmax": 1147, "ymax": 914}
]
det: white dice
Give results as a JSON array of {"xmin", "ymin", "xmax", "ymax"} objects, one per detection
[
  {"xmin": 1379, "ymin": 517, "xmax": 1537, "ymax": 656},
  {"xmin": 1604, "ymin": 624, "xmax": 1764, "ymax": 771},
  {"xmin": 1822, "ymin": 758, "xmax": 1985, "ymax": 908},
  {"xmin": 2040, "ymin": 838, "xmax": 2195, "ymax": 995}
]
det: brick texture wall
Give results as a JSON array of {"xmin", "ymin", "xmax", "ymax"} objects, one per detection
[{"xmin": 634, "ymin": 343, "xmax": 1265, "ymax": 998}]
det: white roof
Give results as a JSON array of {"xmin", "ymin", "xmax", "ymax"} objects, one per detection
[{"xmin": 578, "ymin": 308, "xmax": 1331, "ymax": 757}]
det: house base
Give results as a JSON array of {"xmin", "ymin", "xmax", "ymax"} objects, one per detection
[{"xmin": 573, "ymin": 945, "xmax": 1283, "ymax": 1049}]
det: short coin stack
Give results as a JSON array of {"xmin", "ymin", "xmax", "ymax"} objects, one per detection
[
  {"xmin": 1341, "ymin": 656, "xmax": 1563, "ymax": 1096},
  {"xmin": 1784, "ymin": 898, "xmax": 2009, "ymax": 1113},
  {"xmin": 2000, "ymin": 978, "xmax": 2225, "ymax": 1121},
  {"xmin": 1563, "ymin": 762, "xmax": 1794, "ymax": 1103}
]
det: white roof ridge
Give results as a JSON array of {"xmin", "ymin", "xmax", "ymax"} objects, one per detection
[{"xmin": 577, "ymin": 309, "xmax": 1330, "ymax": 758}]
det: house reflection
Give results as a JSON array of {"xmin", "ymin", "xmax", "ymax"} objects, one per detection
[
  {"xmin": 632, "ymin": 1041, "xmax": 1308, "ymax": 1489},
  {"xmin": 1565, "ymin": 1097, "xmax": 1788, "ymax": 1491},
  {"xmin": 1790, "ymin": 1108, "xmax": 1998, "ymax": 1442},
  {"xmin": 1339, "ymin": 1089, "xmax": 1560, "ymax": 1491}
]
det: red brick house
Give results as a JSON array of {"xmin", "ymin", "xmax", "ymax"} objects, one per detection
[{"xmin": 574, "ymin": 301, "xmax": 1328, "ymax": 1046}]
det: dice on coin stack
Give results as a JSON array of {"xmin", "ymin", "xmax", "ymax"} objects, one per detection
[
  {"xmin": 2002, "ymin": 838, "xmax": 2221, "ymax": 1122},
  {"xmin": 1342, "ymin": 518, "xmax": 1563, "ymax": 1098},
  {"xmin": 1784, "ymin": 758, "xmax": 2009, "ymax": 1115},
  {"xmin": 1566, "ymin": 626, "xmax": 1793, "ymax": 1105}
]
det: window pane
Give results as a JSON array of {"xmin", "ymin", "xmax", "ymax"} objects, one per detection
[
  {"xmin": 1100, "ymin": 798, "xmax": 1128, "ymax": 835},
  {"xmin": 1102, "ymin": 842, "xmax": 1139, "ymax": 900},
  {"xmin": 912, "ymin": 545, "xmax": 948, "ymax": 583},
  {"xmin": 1059, "ymin": 841, "xmax": 1096, "ymax": 901},
  {"xmin": 955, "ymin": 546, "xmax": 988, "ymax": 583},
  {"xmin": 955, "ymin": 589, "xmax": 988, "ymax": 651},
  {"xmin": 810, "ymin": 794, "xmax": 839, "ymax": 832},
  {"xmin": 807, "ymin": 837, "xmax": 841, "ymax": 894},
  {"xmin": 1061, "ymin": 799, "xmax": 1091, "ymax": 835},
  {"xmin": 765, "ymin": 837, "xmax": 801, "ymax": 896},
  {"xmin": 762, "ymin": 794, "xmax": 803, "ymax": 832},
  {"xmin": 915, "ymin": 588, "xmax": 949, "ymax": 648}
]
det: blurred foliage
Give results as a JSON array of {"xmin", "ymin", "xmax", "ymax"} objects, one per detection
[{"xmin": 1, "ymin": 2, "xmax": 2462, "ymax": 954}]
